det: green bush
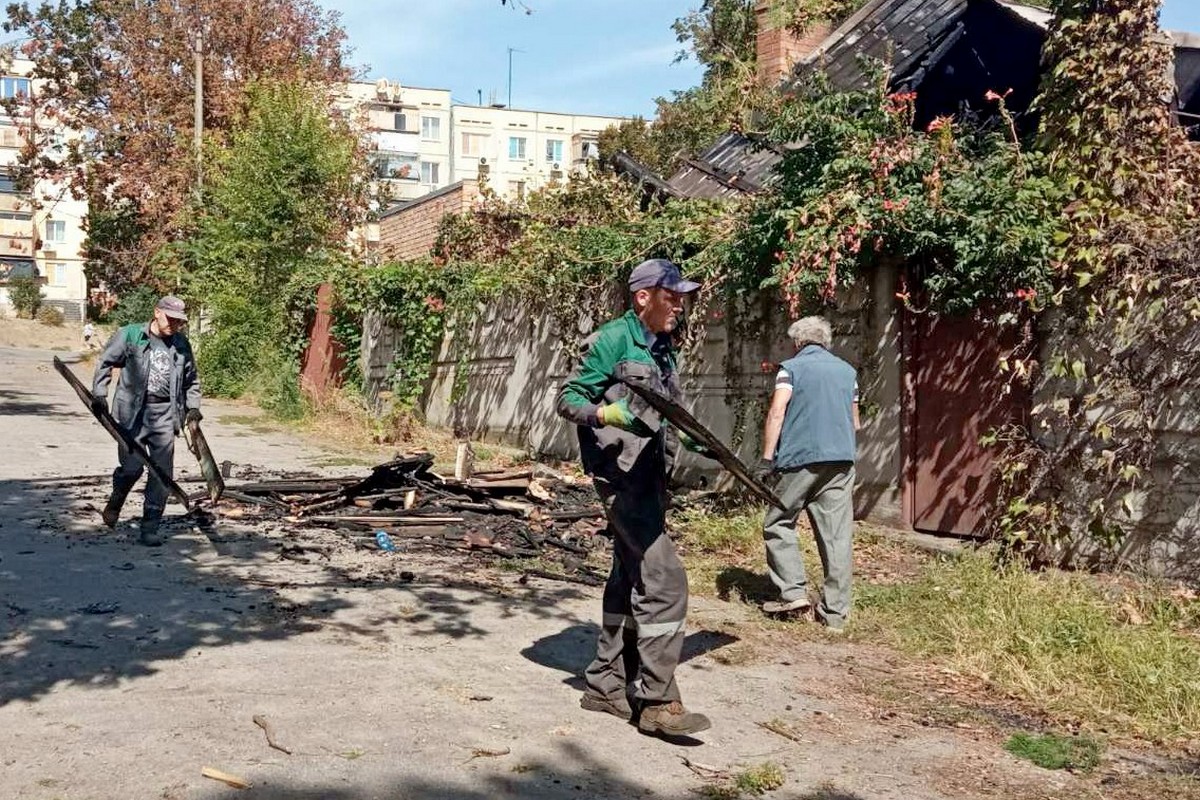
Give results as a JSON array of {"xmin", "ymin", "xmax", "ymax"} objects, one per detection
[
  {"xmin": 35, "ymin": 304, "xmax": 64, "ymax": 326},
  {"xmin": 9, "ymin": 275, "xmax": 43, "ymax": 318},
  {"xmin": 110, "ymin": 285, "xmax": 160, "ymax": 326}
]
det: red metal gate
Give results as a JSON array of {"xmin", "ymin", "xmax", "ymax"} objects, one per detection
[{"xmin": 904, "ymin": 310, "xmax": 1028, "ymax": 536}]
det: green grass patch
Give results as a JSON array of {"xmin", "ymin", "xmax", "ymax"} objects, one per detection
[
  {"xmin": 734, "ymin": 762, "xmax": 785, "ymax": 795},
  {"xmin": 699, "ymin": 762, "xmax": 786, "ymax": 798},
  {"xmin": 1003, "ymin": 732, "xmax": 1103, "ymax": 771},
  {"xmin": 855, "ymin": 550, "xmax": 1200, "ymax": 742}
]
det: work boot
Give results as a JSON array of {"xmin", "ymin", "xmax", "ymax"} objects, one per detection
[
  {"xmin": 580, "ymin": 691, "xmax": 633, "ymax": 721},
  {"xmin": 637, "ymin": 701, "xmax": 711, "ymax": 737},
  {"xmin": 101, "ymin": 500, "xmax": 121, "ymax": 529},
  {"xmin": 101, "ymin": 491, "xmax": 129, "ymax": 529},
  {"xmin": 138, "ymin": 518, "xmax": 164, "ymax": 547}
]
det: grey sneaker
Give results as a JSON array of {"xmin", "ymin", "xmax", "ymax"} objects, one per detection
[
  {"xmin": 762, "ymin": 597, "xmax": 812, "ymax": 615},
  {"xmin": 637, "ymin": 700, "xmax": 711, "ymax": 736},
  {"xmin": 580, "ymin": 692, "xmax": 632, "ymax": 721}
]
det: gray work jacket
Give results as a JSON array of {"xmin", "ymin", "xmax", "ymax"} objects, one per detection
[{"xmin": 92, "ymin": 322, "xmax": 201, "ymax": 434}]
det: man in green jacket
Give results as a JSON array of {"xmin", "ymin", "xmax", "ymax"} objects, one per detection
[
  {"xmin": 556, "ymin": 258, "xmax": 712, "ymax": 738},
  {"xmin": 91, "ymin": 295, "xmax": 202, "ymax": 546}
]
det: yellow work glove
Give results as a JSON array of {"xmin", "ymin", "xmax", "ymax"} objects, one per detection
[{"xmin": 596, "ymin": 398, "xmax": 651, "ymax": 435}]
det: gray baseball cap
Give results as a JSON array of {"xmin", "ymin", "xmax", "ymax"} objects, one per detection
[
  {"xmin": 156, "ymin": 295, "xmax": 188, "ymax": 320},
  {"xmin": 627, "ymin": 258, "xmax": 701, "ymax": 294}
]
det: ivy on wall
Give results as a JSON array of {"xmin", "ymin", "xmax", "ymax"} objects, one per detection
[{"xmin": 994, "ymin": 0, "xmax": 1200, "ymax": 557}]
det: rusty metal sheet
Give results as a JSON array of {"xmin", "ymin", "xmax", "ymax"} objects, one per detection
[
  {"xmin": 52, "ymin": 356, "xmax": 192, "ymax": 510},
  {"xmin": 620, "ymin": 379, "xmax": 786, "ymax": 512},
  {"xmin": 185, "ymin": 417, "xmax": 225, "ymax": 503}
]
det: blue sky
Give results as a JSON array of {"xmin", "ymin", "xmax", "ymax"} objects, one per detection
[{"xmin": 334, "ymin": 0, "xmax": 1198, "ymax": 119}]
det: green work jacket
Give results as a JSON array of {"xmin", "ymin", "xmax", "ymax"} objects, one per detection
[
  {"xmin": 92, "ymin": 322, "xmax": 201, "ymax": 434},
  {"xmin": 556, "ymin": 310, "xmax": 683, "ymax": 484}
]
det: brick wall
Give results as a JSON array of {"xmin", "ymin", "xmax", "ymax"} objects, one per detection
[
  {"xmin": 378, "ymin": 180, "xmax": 479, "ymax": 262},
  {"xmin": 755, "ymin": 1, "xmax": 833, "ymax": 86}
]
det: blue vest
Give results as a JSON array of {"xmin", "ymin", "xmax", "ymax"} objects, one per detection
[{"xmin": 774, "ymin": 345, "xmax": 857, "ymax": 469}]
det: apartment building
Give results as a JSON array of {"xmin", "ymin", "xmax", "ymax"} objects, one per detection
[
  {"xmin": 0, "ymin": 58, "xmax": 88, "ymax": 320},
  {"xmin": 449, "ymin": 105, "xmax": 623, "ymax": 200},
  {"xmin": 342, "ymin": 79, "xmax": 453, "ymax": 205}
]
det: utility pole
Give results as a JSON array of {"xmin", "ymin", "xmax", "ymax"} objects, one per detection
[{"xmin": 193, "ymin": 27, "xmax": 203, "ymax": 192}]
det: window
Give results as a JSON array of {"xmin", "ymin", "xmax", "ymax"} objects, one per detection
[
  {"xmin": 508, "ymin": 137, "xmax": 527, "ymax": 161},
  {"xmin": 393, "ymin": 112, "xmax": 411, "ymax": 133},
  {"xmin": 0, "ymin": 172, "xmax": 16, "ymax": 193},
  {"xmin": 0, "ymin": 210, "xmax": 32, "ymax": 236},
  {"xmin": 461, "ymin": 132, "xmax": 488, "ymax": 157},
  {"xmin": 0, "ymin": 124, "xmax": 19, "ymax": 150},
  {"xmin": 545, "ymin": 139, "xmax": 563, "ymax": 164},
  {"xmin": 371, "ymin": 151, "xmax": 419, "ymax": 180},
  {"xmin": 49, "ymin": 263, "xmax": 67, "ymax": 287},
  {"xmin": 420, "ymin": 116, "xmax": 440, "ymax": 141},
  {"xmin": 0, "ymin": 77, "xmax": 30, "ymax": 99},
  {"xmin": 507, "ymin": 180, "xmax": 526, "ymax": 201},
  {"xmin": 420, "ymin": 162, "xmax": 440, "ymax": 186},
  {"xmin": 44, "ymin": 219, "xmax": 66, "ymax": 244}
]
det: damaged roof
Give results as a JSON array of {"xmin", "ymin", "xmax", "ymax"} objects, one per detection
[
  {"xmin": 788, "ymin": 0, "xmax": 971, "ymax": 93},
  {"xmin": 666, "ymin": 132, "xmax": 784, "ymax": 200}
]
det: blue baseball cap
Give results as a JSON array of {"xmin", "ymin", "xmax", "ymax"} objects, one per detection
[{"xmin": 627, "ymin": 258, "xmax": 701, "ymax": 294}]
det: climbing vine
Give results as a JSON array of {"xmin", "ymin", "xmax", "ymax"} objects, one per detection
[{"xmin": 993, "ymin": 0, "xmax": 1200, "ymax": 560}]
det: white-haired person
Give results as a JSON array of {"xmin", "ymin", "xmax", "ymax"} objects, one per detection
[{"xmin": 755, "ymin": 316, "xmax": 860, "ymax": 631}]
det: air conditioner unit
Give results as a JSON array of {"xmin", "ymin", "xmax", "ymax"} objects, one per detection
[
  {"xmin": 478, "ymin": 163, "xmax": 491, "ymax": 176},
  {"xmin": 479, "ymin": 157, "xmax": 488, "ymax": 165},
  {"xmin": 552, "ymin": 162, "xmax": 560, "ymax": 170},
  {"xmin": 374, "ymin": 78, "xmax": 389, "ymax": 99}
]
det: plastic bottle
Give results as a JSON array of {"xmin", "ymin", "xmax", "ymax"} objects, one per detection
[{"xmin": 374, "ymin": 530, "xmax": 396, "ymax": 552}]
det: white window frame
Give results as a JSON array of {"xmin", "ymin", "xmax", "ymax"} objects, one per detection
[
  {"xmin": 0, "ymin": 77, "xmax": 30, "ymax": 99},
  {"xmin": 461, "ymin": 132, "xmax": 488, "ymax": 157},
  {"xmin": 508, "ymin": 136, "xmax": 527, "ymax": 161},
  {"xmin": 420, "ymin": 162, "xmax": 440, "ymax": 186},
  {"xmin": 545, "ymin": 139, "xmax": 563, "ymax": 164},
  {"xmin": 420, "ymin": 116, "xmax": 441, "ymax": 141},
  {"xmin": 49, "ymin": 262, "xmax": 68, "ymax": 287},
  {"xmin": 44, "ymin": 219, "xmax": 66, "ymax": 244}
]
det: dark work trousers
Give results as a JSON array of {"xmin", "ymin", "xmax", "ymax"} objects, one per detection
[
  {"xmin": 112, "ymin": 401, "xmax": 176, "ymax": 530},
  {"xmin": 584, "ymin": 469, "xmax": 688, "ymax": 705}
]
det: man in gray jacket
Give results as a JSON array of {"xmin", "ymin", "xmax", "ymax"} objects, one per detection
[{"xmin": 91, "ymin": 295, "xmax": 201, "ymax": 546}]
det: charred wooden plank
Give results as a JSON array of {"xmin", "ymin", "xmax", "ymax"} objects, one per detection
[{"xmin": 620, "ymin": 378, "xmax": 786, "ymax": 511}]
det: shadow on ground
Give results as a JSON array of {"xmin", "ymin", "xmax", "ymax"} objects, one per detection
[
  {"xmin": 0, "ymin": 386, "xmax": 76, "ymax": 417},
  {"xmin": 185, "ymin": 737, "xmax": 869, "ymax": 800},
  {"xmin": 521, "ymin": 623, "xmax": 740, "ymax": 692},
  {"xmin": 715, "ymin": 566, "xmax": 776, "ymax": 604},
  {"xmin": 0, "ymin": 474, "xmax": 594, "ymax": 706}
]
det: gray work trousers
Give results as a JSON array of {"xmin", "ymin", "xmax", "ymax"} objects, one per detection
[
  {"xmin": 585, "ymin": 474, "xmax": 688, "ymax": 704},
  {"xmin": 762, "ymin": 463, "xmax": 856, "ymax": 627},
  {"xmin": 112, "ymin": 401, "xmax": 177, "ymax": 529}
]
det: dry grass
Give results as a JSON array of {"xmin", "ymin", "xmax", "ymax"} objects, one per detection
[
  {"xmin": 232, "ymin": 388, "xmax": 530, "ymax": 474},
  {"xmin": 854, "ymin": 551, "xmax": 1200, "ymax": 745},
  {"xmin": 675, "ymin": 503, "xmax": 1200, "ymax": 748},
  {"xmin": 0, "ymin": 316, "xmax": 93, "ymax": 350}
]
